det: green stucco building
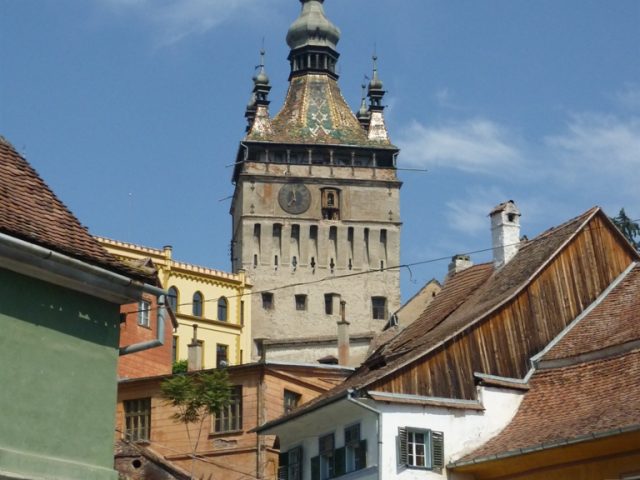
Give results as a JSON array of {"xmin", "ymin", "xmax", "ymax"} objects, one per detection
[{"xmin": 0, "ymin": 136, "xmax": 164, "ymax": 480}]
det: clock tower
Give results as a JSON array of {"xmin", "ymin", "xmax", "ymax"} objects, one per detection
[{"xmin": 230, "ymin": 0, "xmax": 401, "ymax": 364}]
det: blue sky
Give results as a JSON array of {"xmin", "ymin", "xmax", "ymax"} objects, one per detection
[{"xmin": 1, "ymin": 0, "xmax": 639, "ymax": 300}]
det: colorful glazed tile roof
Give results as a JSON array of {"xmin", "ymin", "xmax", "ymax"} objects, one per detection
[
  {"xmin": 246, "ymin": 74, "xmax": 395, "ymax": 148},
  {"xmin": 0, "ymin": 136, "xmax": 156, "ymax": 284}
]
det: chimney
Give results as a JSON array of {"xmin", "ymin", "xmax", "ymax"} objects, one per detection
[
  {"xmin": 448, "ymin": 254, "xmax": 473, "ymax": 275},
  {"xmin": 187, "ymin": 324, "xmax": 203, "ymax": 372},
  {"xmin": 490, "ymin": 200, "xmax": 521, "ymax": 269},
  {"xmin": 337, "ymin": 301, "xmax": 350, "ymax": 366}
]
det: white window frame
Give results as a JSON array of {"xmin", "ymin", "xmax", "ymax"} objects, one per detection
[{"xmin": 137, "ymin": 300, "xmax": 150, "ymax": 327}]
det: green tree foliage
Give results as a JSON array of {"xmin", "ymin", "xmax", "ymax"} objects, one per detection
[
  {"xmin": 172, "ymin": 359, "xmax": 188, "ymax": 374},
  {"xmin": 161, "ymin": 369, "xmax": 232, "ymax": 478},
  {"xmin": 611, "ymin": 208, "xmax": 640, "ymax": 250}
]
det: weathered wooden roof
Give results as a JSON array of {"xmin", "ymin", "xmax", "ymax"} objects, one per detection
[
  {"xmin": 454, "ymin": 264, "xmax": 640, "ymax": 464},
  {"xmin": 245, "ymin": 74, "xmax": 395, "ymax": 148},
  {"xmin": 0, "ymin": 136, "xmax": 157, "ymax": 284}
]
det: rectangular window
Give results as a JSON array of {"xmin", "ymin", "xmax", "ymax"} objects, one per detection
[
  {"xmin": 137, "ymin": 300, "xmax": 151, "ymax": 327},
  {"xmin": 214, "ymin": 386, "xmax": 242, "ymax": 433},
  {"xmin": 398, "ymin": 427, "xmax": 444, "ymax": 470},
  {"xmin": 319, "ymin": 433, "xmax": 335, "ymax": 480},
  {"xmin": 216, "ymin": 344, "xmax": 228, "ymax": 369},
  {"xmin": 284, "ymin": 389, "xmax": 302, "ymax": 415},
  {"xmin": 372, "ymin": 297, "xmax": 387, "ymax": 320},
  {"xmin": 291, "ymin": 224, "xmax": 300, "ymax": 240},
  {"xmin": 124, "ymin": 398, "xmax": 151, "ymax": 442},
  {"xmin": 324, "ymin": 294, "xmax": 334, "ymax": 315},
  {"xmin": 280, "ymin": 445, "xmax": 303, "ymax": 480},
  {"xmin": 295, "ymin": 294, "xmax": 307, "ymax": 311},
  {"xmin": 344, "ymin": 424, "xmax": 366, "ymax": 473},
  {"xmin": 310, "ymin": 225, "xmax": 318, "ymax": 240},
  {"xmin": 262, "ymin": 292, "xmax": 274, "ymax": 310},
  {"xmin": 172, "ymin": 335, "xmax": 178, "ymax": 363}
]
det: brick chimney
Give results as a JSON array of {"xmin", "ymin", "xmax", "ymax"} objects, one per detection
[
  {"xmin": 490, "ymin": 200, "xmax": 521, "ymax": 269},
  {"xmin": 187, "ymin": 324, "xmax": 203, "ymax": 372},
  {"xmin": 337, "ymin": 301, "xmax": 350, "ymax": 366}
]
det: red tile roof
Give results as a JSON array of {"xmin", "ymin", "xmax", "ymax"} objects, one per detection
[
  {"xmin": 456, "ymin": 349, "xmax": 640, "ymax": 463},
  {"xmin": 0, "ymin": 136, "xmax": 156, "ymax": 283}
]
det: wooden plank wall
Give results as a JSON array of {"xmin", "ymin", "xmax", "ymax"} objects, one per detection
[{"xmin": 371, "ymin": 216, "xmax": 636, "ymax": 399}]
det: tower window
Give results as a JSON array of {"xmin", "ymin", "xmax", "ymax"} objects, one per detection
[
  {"xmin": 295, "ymin": 294, "xmax": 307, "ymax": 311},
  {"xmin": 310, "ymin": 225, "xmax": 318, "ymax": 240},
  {"xmin": 291, "ymin": 224, "xmax": 300, "ymax": 240},
  {"xmin": 324, "ymin": 294, "xmax": 336, "ymax": 315},
  {"xmin": 262, "ymin": 292, "xmax": 274, "ymax": 310},
  {"xmin": 321, "ymin": 188, "xmax": 340, "ymax": 220},
  {"xmin": 273, "ymin": 223, "xmax": 282, "ymax": 237},
  {"xmin": 372, "ymin": 297, "xmax": 387, "ymax": 320}
]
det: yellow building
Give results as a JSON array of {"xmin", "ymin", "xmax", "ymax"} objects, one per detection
[{"xmin": 97, "ymin": 237, "xmax": 252, "ymax": 368}]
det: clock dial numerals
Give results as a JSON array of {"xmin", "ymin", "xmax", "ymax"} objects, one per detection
[{"xmin": 278, "ymin": 183, "xmax": 311, "ymax": 215}]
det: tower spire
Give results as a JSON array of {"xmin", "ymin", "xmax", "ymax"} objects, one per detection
[
  {"xmin": 366, "ymin": 54, "xmax": 390, "ymax": 142},
  {"xmin": 244, "ymin": 49, "xmax": 273, "ymax": 136},
  {"xmin": 356, "ymin": 82, "xmax": 370, "ymax": 129}
]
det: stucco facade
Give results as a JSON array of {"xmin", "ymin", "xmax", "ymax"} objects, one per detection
[{"xmin": 97, "ymin": 237, "xmax": 252, "ymax": 369}]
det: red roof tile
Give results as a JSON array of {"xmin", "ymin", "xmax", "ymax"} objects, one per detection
[
  {"xmin": 0, "ymin": 136, "xmax": 156, "ymax": 283},
  {"xmin": 457, "ymin": 349, "xmax": 640, "ymax": 462}
]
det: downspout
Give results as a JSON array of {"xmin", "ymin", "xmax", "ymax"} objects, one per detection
[
  {"xmin": 119, "ymin": 294, "xmax": 167, "ymax": 356},
  {"xmin": 347, "ymin": 390, "xmax": 382, "ymax": 480}
]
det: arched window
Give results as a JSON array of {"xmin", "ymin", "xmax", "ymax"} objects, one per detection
[
  {"xmin": 218, "ymin": 297, "xmax": 228, "ymax": 322},
  {"xmin": 167, "ymin": 286, "xmax": 179, "ymax": 313},
  {"xmin": 192, "ymin": 291, "xmax": 204, "ymax": 317}
]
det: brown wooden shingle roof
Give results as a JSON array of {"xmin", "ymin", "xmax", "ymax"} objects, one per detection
[{"xmin": 0, "ymin": 136, "xmax": 156, "ymax": 284}]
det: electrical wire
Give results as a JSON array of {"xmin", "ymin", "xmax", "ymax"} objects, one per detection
[{"xmin": 126, "ymin": 217, "xmax": 640, "ymax": 315}]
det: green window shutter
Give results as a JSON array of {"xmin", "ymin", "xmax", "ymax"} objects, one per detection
[
  {"xmin": 398, "ymin": 427, "xmax": 408, "ymax": 466},
  {"xmin": 311, "ymin": 456, "xmax": 320, "ymax": 480},
  {"xmin": 356, "ymin": 439, "xmax": 367, "ymax": 470},
  {"xmin": 279, "ymin": 451, "xmax": 289, "ymax": 480},
  {"xmin": 334, "ymin": 446, "xmax": 346, "ymax": 477},
  {"xmin": 431, "ymin": 430, "xmax": 444, "ymax": 469}
]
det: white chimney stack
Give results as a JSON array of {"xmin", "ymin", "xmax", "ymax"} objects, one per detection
[
  {"xmin": 448, "ymin": 254, "xmax": 473, "ymax": 276},
  {"xmin": 490, "ymin": 200, "xmax": 521, "ymax": 269}
]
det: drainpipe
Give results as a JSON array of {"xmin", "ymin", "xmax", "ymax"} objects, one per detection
[
  {"xmin": 119, "ymin": 293, "xmax": 167, "ymax": 356},
  {"xmin": 347, "ymin": 390, "xmax": 382, "ymax": 480}
]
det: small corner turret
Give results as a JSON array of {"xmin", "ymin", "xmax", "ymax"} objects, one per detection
[
  {"xmin": 244, "ymin": 49, "xmax": 273, "ymax": 137},
  {"xmin": 365, "ymin": 55, "xmax": 390, "ymax": 142}
]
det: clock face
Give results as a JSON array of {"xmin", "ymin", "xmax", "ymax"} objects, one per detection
[{"xmin": 278, "ymin": 183, "xmax": 311, "ymax": 215}]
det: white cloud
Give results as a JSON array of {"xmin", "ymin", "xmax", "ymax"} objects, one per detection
[
  {"xmin": 397, "ymin": 118, "xmax": 524, "ymax": 175},
  {"xmin": 97, "ymin": 0, "xmax": 285, "ymax": 45},
  {"xmin": 546, "ymin": 113, "xmax": 640, "ymax": 168}
]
